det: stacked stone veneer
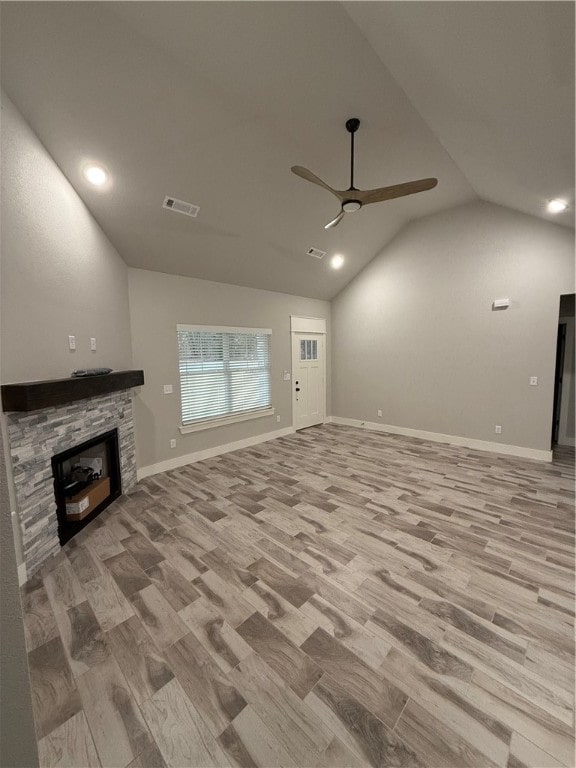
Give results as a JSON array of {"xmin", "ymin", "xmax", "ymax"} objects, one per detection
[{"xmin": 6, "ymin": 389, "xmax": 137, "ymax": 576}]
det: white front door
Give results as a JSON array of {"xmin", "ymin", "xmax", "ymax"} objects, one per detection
[{"xmin": 292, "ymin": 333, "xmax": 325, "ymax": 430}]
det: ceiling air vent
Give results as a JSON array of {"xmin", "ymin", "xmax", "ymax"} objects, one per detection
[
  {"xmin": 163, "ymin": 196, "xmax": 200, "ymax": 218},
  {"xmin": 307, "ymin": 247, "xmax": 326, "ymax": 260}
]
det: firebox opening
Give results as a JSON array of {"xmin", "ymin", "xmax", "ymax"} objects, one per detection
[{"xmin": 52, "ymin": 428, "xmax": 121, "ymax": 546}]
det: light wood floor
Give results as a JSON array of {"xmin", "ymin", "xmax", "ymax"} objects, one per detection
[{"xmin": 22, "ymin": 425, "xmax": 575, "ymax": 768}]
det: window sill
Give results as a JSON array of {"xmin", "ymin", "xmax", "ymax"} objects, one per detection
[{"xmin": 179, "ymin": 407, "xmax": 275, "ymax": 434}]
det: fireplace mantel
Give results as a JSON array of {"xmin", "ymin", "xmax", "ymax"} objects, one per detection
[{"xmin": 1, "ymin": 370, "xmax": 144, "ymax": 412}]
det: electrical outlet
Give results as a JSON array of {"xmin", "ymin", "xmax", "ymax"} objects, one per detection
[
  {"xmin": 377, "ymin": 409, "xmax": 383, "ymax": 417},
  {"xmin": 495, "ymin": 425, "xmax": 502, "ymax": 434},
  {"xmin": 276, "ymin": 415, "xmax": 281, "ymax": 422},
  {"xmin": 90, "ymin": 337, "xmax": 97, "ymax": 351},
  {"xmin": 170, "ymin": 439, "xmax": 177, "ymax": 448},
  {"xmin": 530, "ymin": 376, "xmax": 538, "ymax": 386},
  {"xmin": 68, "ymin": 335, "xmax": 76, "ymax": 350},
  {"xmin": 163, "ymin": 384, "xmax": 173, "ymax": 394}
]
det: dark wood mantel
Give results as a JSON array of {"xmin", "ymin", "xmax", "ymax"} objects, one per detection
[{"xmin": 1, "ymin": 370, "xmax": 144, "ymax": 412}]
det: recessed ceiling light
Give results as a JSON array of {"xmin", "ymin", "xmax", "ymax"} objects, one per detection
[
  {"xmin": 547, "ymin": 199, "xmax": 568, "ymax": 213},
  {"xmin": 330, "ymin": 254, "xmax": 344, "ymax": 270},
  {"xmin": 83, "ymin": 164, "xmax": 108, "ymax": 187}
]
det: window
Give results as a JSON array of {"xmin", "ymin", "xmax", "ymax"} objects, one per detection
[{"xmin": 177, "ymin": 325, "xmax": 272, "ymax": 430}]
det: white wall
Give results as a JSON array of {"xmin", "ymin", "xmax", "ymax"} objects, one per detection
[
  {"xmin": 332, "ymin": 201, "xmax": 575, "ymax": 454},
  {"xmin": 0, "ymin": 93, "xmax": 133, "ymax": 383},
  {"xmin": 128, "ymin": 268, "xmax": 330, "ymax": 472}
]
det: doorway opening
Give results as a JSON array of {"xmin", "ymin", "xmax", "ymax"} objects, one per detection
[{"xmin": 552, "ymin": 293, "xmax": 575, "ymax": 448}]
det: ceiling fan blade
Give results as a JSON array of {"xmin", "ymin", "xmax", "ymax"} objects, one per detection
[
  {"xmin": 291, "ymin": 166, "xmax": 342, "ymax": 199},
  {"xmin": 324, "ymin": 209, "xmax": 345, "ymax": 230},
  {"xmin": 357, "ymin": 178, "xmax": 438, "ymax": 205}
]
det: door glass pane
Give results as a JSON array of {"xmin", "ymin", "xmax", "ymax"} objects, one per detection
[{"xmin": 299, "ymin": 338, "xmax": 319, "ymax": 361}]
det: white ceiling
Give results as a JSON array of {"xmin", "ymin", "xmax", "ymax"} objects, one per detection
[{"xmin": 1, "ymin": 2, "xmax": 573, "ymax": 301}]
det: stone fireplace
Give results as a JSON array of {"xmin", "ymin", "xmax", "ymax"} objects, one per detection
[{"xmin": 2, "ymin": 371, "xmax": 143, "ymax": 577}]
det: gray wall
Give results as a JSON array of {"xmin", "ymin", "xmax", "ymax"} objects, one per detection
[
  {"xmin": 332, "ymin": 201, "xmax": 575, "ymax": 452},
  {"xmin": 0, "ymin": 323, "xmax": 38, "ymax": 767},
  {"xmin": 0, "ymin": 93, "xmax": 134, "ymax": 569},
  {"xmin": 0, "ymin": 93, "xmax": 133, "ymax": 384},
  {"xmin": 128, "ymin": 268, "xmax": 330, "ymax": 470},
  {"xmin": 0, "ymin": 420, "xmax": 39, "ymax": 767}
]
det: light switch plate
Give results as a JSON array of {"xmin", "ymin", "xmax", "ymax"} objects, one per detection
[
  {"xmin": 530, "ymin": 376, "xmax": 538, "ymax": 386},
  {"xmin": 163, "ymin": 384, "xmax": 173, "ymax": 394}
]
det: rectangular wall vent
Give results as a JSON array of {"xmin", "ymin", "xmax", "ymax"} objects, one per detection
[
  {"xmin": 307, "ymin": 247, "xmax": 326, "ymax": 259},
  {"xmin": 163, "ymin": 196, "xmax": 200, "ymax": 218}
]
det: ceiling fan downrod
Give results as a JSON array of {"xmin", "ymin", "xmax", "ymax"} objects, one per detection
[
  {"xmin": 346, "ymin": 117, "xmax": 360, "ymax": 190},
  {"xmin": 343, "ymin": 118, "xmax": 362, "ymax": 213}
]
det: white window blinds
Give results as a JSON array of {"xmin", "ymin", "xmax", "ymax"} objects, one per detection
[{"xmin": 177, "ymin": 325, "xmax": 272, "ymax": 426}]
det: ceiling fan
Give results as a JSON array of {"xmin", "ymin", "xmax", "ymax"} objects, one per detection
[{"xmin": 292, "ymin": 118, "xmax": 438, "ymax": 229}]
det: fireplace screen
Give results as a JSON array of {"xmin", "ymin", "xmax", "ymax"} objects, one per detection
[{"xmin": 52, "ymin": 428, "xmax": 121, "ymax": 545}]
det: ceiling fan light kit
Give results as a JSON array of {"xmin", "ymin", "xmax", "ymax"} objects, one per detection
[{"xmin": 292, "ymin": 117, "xmax": 438, "ymax": 229}]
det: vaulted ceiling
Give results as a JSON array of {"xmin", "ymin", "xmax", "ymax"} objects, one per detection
[{"xmin": 1, "ymin": 2, "xmax": 573, "ymax": 300}]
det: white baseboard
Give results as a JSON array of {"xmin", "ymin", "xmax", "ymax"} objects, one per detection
[
  {"xmin": 328, "ymin": 416, "xmax": 553, "ymax": 462},
  {"xmin": 17, "ymin": 562, "xmax": 27, "ymax": 586},
  {"xmin": 137, "ymin": 426, "xmax": 296, "ymax": 480}
]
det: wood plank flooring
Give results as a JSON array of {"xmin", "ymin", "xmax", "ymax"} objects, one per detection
[{"xmin": 23, "ymin": 425, "xmax": 575, "ymax": 767}]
